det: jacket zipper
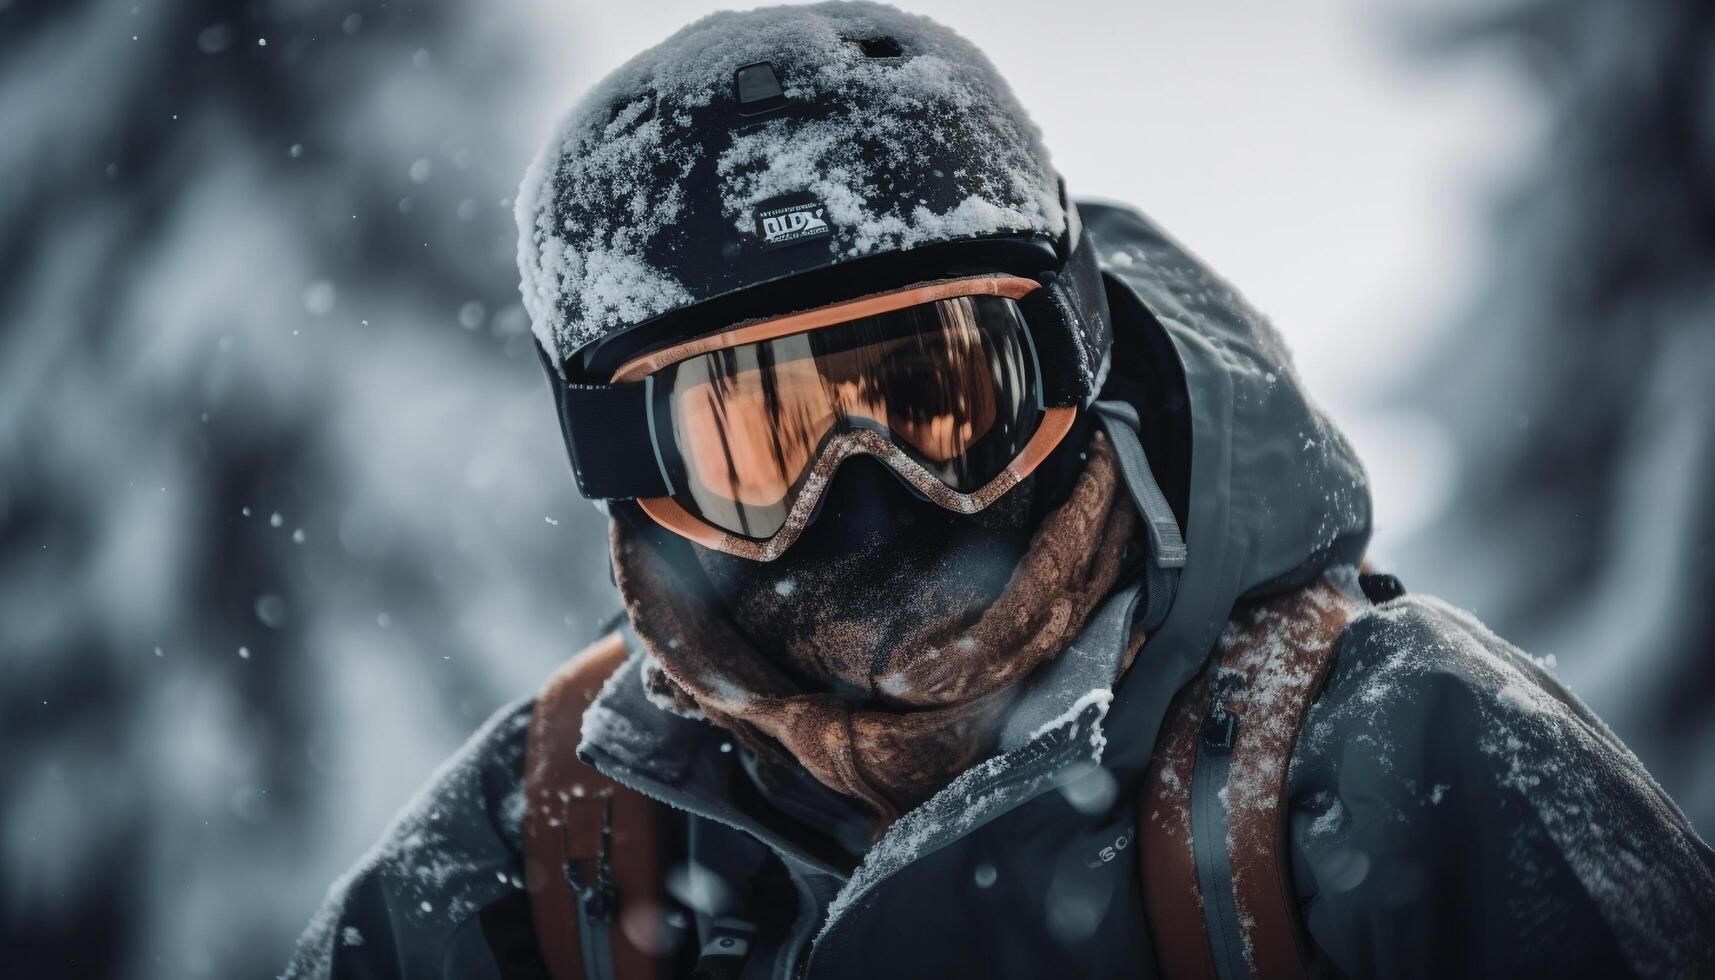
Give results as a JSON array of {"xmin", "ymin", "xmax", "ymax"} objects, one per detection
[
  {"xmin": 1190, "ymin": 683, "xmax": 1251, "ymax": 980},
  {"xmin": 564, "ymin": 792, "xmax": 619, "ymax": 980},
  {"xmin": 582, "ymin": 750, "xmax": 852, "ymax": 980}
]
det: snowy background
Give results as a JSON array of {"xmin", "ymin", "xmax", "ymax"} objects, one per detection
[{"xmin": 2, "ymin": 0, "xmax": 1709, "ymax": 977}]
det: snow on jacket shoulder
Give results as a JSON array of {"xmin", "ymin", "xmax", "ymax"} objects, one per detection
[
  {"xmin": 281, "ymin": 699, "xmax": 541, "ymax": 980},
  {"xmin": 1288, "ymin": 592, "xmax": 1715, "ymax": 979},
  {"xmin": 281, "ymin": 588, "xmax": 1715, "ymax": 980}
]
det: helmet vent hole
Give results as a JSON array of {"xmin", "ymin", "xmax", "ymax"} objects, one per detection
[
  {"xmin": 849, "ymin": 36, "xmax": 902, "ymax": 59},
  {"xmin": 734, "ymin": 62, "xmax": 788, "ymax": 115}
]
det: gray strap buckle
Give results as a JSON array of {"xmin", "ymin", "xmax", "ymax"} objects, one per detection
[{"xmin": 1093, "ymin": 400, "xmax": 1188, "ymax": 569}]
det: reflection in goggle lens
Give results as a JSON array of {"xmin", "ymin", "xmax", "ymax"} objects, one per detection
[{"xmin": 662, "ymin": 295, "xmax": 1039, "ymax": 540}]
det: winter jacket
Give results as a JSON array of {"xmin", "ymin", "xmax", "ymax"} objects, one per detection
[{"xmin": 283, "ymin": 201, "xmax": 1715, "ymax": 980}]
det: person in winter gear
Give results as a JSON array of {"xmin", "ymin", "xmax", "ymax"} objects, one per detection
[{"xmin": 285, "ymin": 4, "xmax": 1715, "ymax": 979}]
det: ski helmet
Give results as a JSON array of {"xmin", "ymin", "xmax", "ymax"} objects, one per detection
[{"xmin": 517, "ymin": 2, "xmax": 1111, "ymax": 554}]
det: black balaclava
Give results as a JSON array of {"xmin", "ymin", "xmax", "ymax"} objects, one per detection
[{"xmin": 691, "ymin": 415, "xmax": 1093, "ymax": 701}]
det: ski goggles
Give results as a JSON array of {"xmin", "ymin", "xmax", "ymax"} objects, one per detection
[{"xmin": 553, "ymin": 276, "xmax": 1080, "ymax": 560}]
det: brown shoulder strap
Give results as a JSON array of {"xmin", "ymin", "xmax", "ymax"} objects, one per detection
[
  {"xmin": 1141, "ymin": 579, "xmax": 1364, "ymax": 980},
  {"xmin": 1140, "ymin": 665, "xmax": 1221, "ymax": 980},
  {"xmin": 524, "ymin": 631, "xmax": 673, "ymax": 980}
]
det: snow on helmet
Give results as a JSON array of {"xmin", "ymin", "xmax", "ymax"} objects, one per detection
[{"xmin": 517, "ymin": 1, "xmax": 1107, "ymax": 377}]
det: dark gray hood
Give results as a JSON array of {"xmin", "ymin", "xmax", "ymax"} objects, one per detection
[{"xmin": 1077, "ymin": 201, "xmax": 1372, "ymax": 770}]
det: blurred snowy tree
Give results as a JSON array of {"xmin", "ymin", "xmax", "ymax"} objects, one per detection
[
  {"xmin": 0, "ymin": 1, "xmax": 612, "ymax": 976},
  {"xmin": 1406, "ymin": 0, "xmax": 1715, "ymax": 834}
]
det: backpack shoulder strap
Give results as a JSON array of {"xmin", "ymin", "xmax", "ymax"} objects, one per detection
[
  {"xmin": 524, "ymin": 631, "xmax": 673, "ymax": 980},
  {"xmin": 1140, "ymin": 663, "xmax": 1221, "ymax": 980},
  {"xmin": 1141, "ymin": 578, "xmax": 1369, "ymax": 980}
]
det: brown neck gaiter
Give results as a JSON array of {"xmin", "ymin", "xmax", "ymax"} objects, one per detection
[{"xmin": 611, "ymin": 432, "xmax": 1139, "ymax": 826}]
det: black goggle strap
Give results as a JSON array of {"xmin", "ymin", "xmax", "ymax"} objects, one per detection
[
  {"xmin": 541, "ymin": 342, "xmax": 672, "ymax": 501},
  {"xmin": 1017, "ymin": 224, "xmax": 1109, "ymax": 408}
]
